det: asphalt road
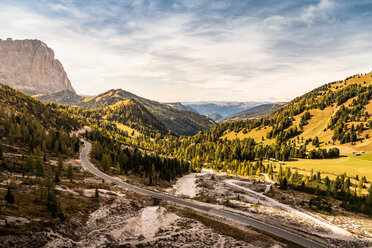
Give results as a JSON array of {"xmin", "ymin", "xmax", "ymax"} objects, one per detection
[{"xmin": 80, "ymin": 140, "xmax": 327, "ymax": 248}]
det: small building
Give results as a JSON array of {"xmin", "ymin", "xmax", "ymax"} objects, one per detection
[
  {"xmin": 278, "ymin": 162, "xmax": 285, "ymax": 165},
  {"xmin": 269, "ymin": 158, "xmax": 276, "ymax": 162},
  {"xmin": 361, "ymin": 151, "xmax": 365, "ymax": 154},
  {"xmin": 355, "ymin": 153, "xmax": 361, "ymax": 156}
]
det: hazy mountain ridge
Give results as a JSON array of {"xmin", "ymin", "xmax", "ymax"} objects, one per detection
[
  {"xmin": 185, "ymin": 101, "xmax": 268, "ymax": 119},
  {"xmin": 208, "ymin": 112, "xmax": 224, "ymax": 121},
  {"xmin": 221, "ymin": 102, "xmax": 287, "ymax": 122},
  {"xmin": 164, "ymin": 102, "xmax": 198, "ymax": 113},
  {"xmin": 0, "ymin": 38, "xmax": 75, "ymax": 95}
]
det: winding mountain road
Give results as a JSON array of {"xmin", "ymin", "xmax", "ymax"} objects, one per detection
[{"xmin": 80, "ymin": 140, "xmax": 327, "ymax": 248}]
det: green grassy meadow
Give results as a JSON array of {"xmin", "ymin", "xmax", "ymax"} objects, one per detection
[{"xmin": 280, "ymin": 153, "xmax": 372, "ymax": 180}]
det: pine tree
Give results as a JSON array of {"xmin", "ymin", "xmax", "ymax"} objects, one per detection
[
  {"xmin": 57, "ymin": 154, "xmax": 63, "ymax": 173},
  {"xmin": 26, "ymin": 154, "xmax": 34, "ymax": 174},
  {"xmin": 149, "ymin": 163, "xmax": 155, "ymax": 185},
  {"xmin": 277, "ymin": 165, "xmax": 284, "ymax": 182},
  {"xmin": 43, "ymin": 152, "xmax": 47, "ymax": 162},
  {"xmin": 280, "ymin": 178, "xmax": 288, "ymax": 189},
  {"xmin": 115, "ymin": 163, "xmax": 121, "ymax": 174},
  {"xmin": 54, "ymin": 171, "xmax": 61, "ymax": 183},
  {"xmin": 101, "ymin": 153, "xmax": 112, "ymax": 172},
  {"xmin": 46, "ymin": 179, "xmax": 59, "ymax": 217},
  {"xmin": 35, "ymin": 159, "xmax": 44, "ymax": 177},
  {"xmin": 358, "ymin": 180, "xmax": 364, "ymax": 196},
  {"xmin": 67, "ymin": 164, "xmax": 74, "ymax": 182},
  {"xmin": 368, "ymin": 184, "xmax": 372, "ymax": 205},
  {"xmin": 5, "ymin": 187, "xmax": 15, "ymax": 204}
]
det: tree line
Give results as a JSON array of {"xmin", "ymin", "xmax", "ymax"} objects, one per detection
[{"xmin": 86, "ymin": 131, "xmax": 190, "ymax": 184}]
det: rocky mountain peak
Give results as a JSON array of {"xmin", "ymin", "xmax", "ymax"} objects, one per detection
[{"xmin": 0, "ymin": 38, "xmax": 75, "ymax": 95}]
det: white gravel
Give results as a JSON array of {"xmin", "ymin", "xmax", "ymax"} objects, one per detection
[
  {"xmin": 173, "ymin": 173, "xmax": 200, "ymax": 198},
  {"xmin": 225, "ymin": 179, "xmax": 352, "ymax": 238}
]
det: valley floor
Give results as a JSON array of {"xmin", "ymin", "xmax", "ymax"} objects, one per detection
[
  {"xmin": 1, "ymin": 132, "xmax": 371, "ymax": 248},
  {"xmin": 166, "ymin": 170, "xmax": 372, "ymax": 248}
]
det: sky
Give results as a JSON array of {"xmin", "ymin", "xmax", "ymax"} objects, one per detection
[{"xmin": 0, "ymin": 0, "xmax": 372, "ymax": 102}]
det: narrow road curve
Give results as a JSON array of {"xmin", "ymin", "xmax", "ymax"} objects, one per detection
[{"xmin": 80, "ymin": 140, "xmax": 327, "ymax": 248}]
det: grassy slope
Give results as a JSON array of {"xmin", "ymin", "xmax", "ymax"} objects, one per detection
[
  {"xmin": 283, "ymin": 154, "xmax": 372, "ymax": 180},
  {"xmin": 115, "ymin": 122, "xmax": 142, "ymax": 138},
  {"xmin": 272, "ymin": 154, "xmax": 372, "ymax": 194},
  {"xmin": 221, "ymin": 72, "xmax": 372, "ymax": 181},
  {"xmin": 223, "ymin": 73, "xmax": 372, "ymax": 153}
]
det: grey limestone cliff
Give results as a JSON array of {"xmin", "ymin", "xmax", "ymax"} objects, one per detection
[{"xmin": 0, "ymin": 38, "xmax": 75, "ymax": 95}]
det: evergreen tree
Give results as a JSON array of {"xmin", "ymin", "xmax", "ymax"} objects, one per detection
[
  {"xmin": 67, "ymin": 164, "xmax": 74, "ymax": 182},
  {"xmin": 46, "ymin": 179, "xmax": 59, "ymax": 217},
  {"xmin": 368, "ymin": 184, "xmax": 372, "ymax": 205},
  {"xmin": 149, "ymin": 163, "xmax": 155, "ymax": 185},
  {"xmin": 26, "ymin": 154, "xmax": 35, "ymax": 174},
  {"xmin": 5, "ymin": 187, "xmax": 15, "ymax": 204},
  {"xmin": 280, "ymin": 178, "xmax": 288, "ymax": 189},
  {"xmin": 35, "ymin": 159, "xmax": 44, "ymax": 177},
  {"xmin": 101, "ymin": 153, "xmax": 112, "ymax": 172},
  {"xmin": 57, "ymin": 154, "xmax": 64, "ymax": 173},
  {"xmin": 53, "ymin": 171, "xmax": 61, "ymax": 183}
]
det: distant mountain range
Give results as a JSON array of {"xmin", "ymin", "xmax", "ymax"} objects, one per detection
[
  {"xmin": 181, "ymin": 101, "xmax": 269, "ymax": 121},
  {"xmin": 221, "ymin": 102, "xmax": 287, "ymax": 122}
]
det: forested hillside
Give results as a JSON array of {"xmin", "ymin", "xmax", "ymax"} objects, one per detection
[
  {"xmin": 0, "ymin": 84, "xmax": 81, "ymax": 155},
  {"xmin": 219, "ymin": 73, "xmax": 372, "ymax": 153},
  {"xmin": 145, "ymin": 73, "xmax": 372, "ymax": 162},
  {"xmin": 87, "ymin": 131, "xmax": 190, "ymax": 185},
  {"xmin": 51, "ymin": 99, "xmax": 169, "ymax": 139},
  {"xmin": 0, "ymin": 83, "xmax": 85, "ymax": 225},
  {"xmin": 38, "ymin": 89, "xmax": 216, "ymax": 136},
  {"xmin": 0, "ymin": 83, "xmax": 193, "ymax": 239}
]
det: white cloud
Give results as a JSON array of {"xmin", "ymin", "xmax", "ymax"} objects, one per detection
[
  {"xmin": 0, "ymin": 1, "xmax": 371, "ymax": 102},
  {"xmin": 264, "ymin": 0, "xmax": 336, "ymax": 31}
]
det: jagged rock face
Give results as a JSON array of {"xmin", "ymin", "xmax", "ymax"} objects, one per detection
[{"xmin": 0, "ymin": 38, "xmax": 75, "ymax": 95}]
